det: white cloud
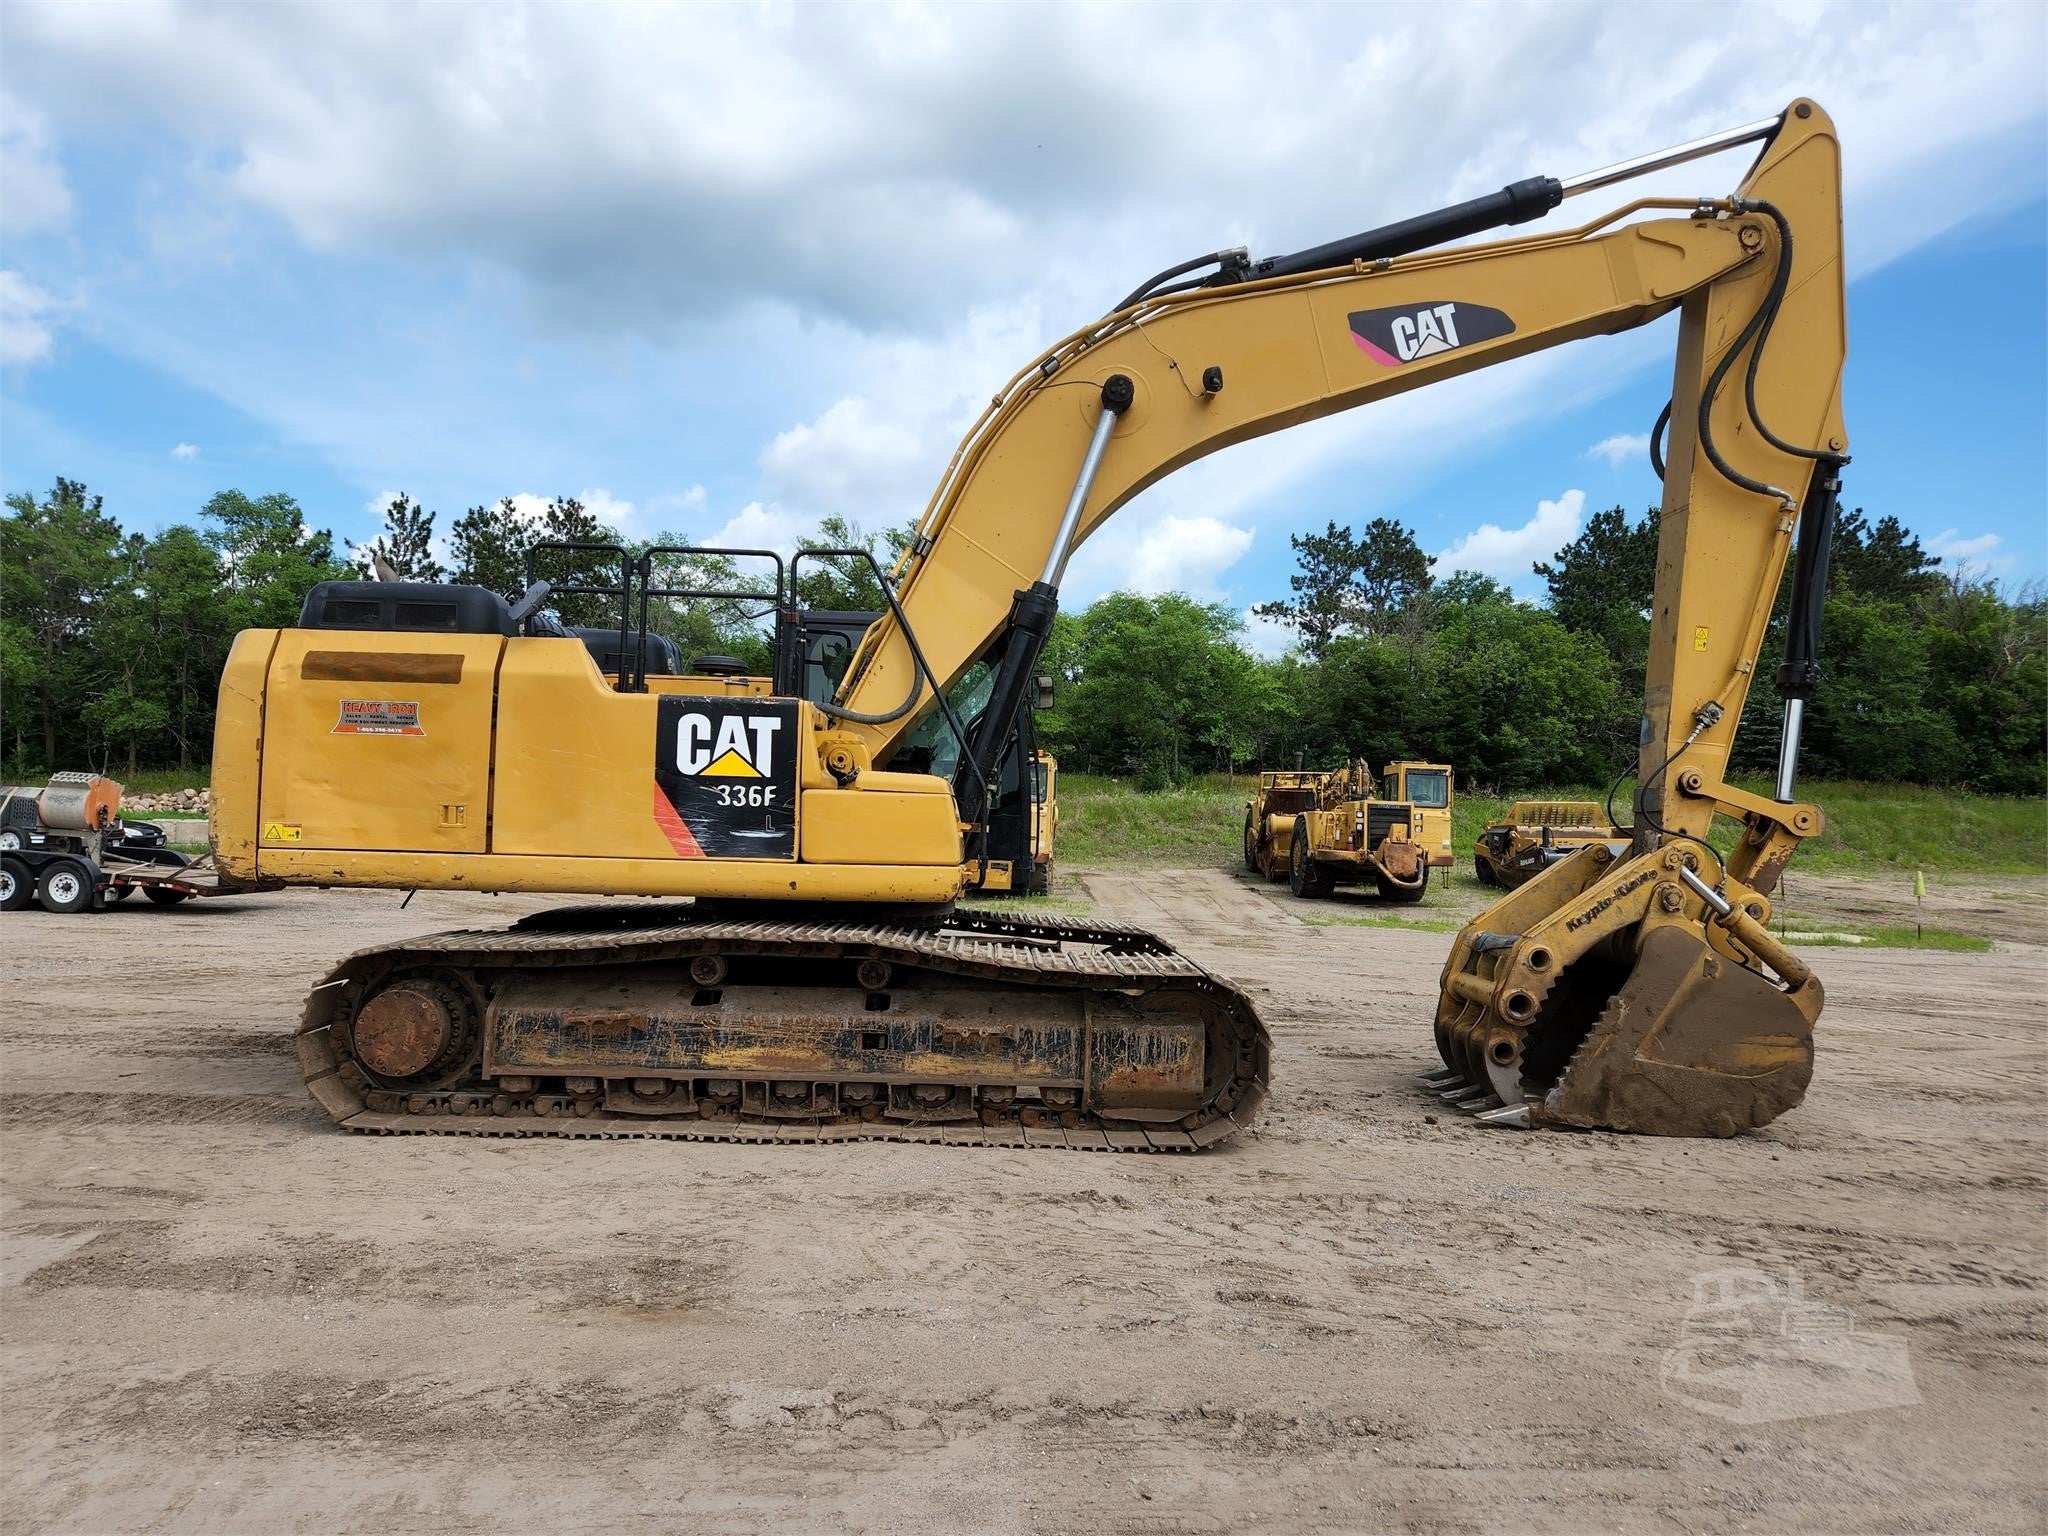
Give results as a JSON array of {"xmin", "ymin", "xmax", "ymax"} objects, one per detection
[
  {"xmin": 170, "ymin": 442, "xmax": 199, "ymax": 461},
  {"xmin": 1926, "ymin": 527, "xmax": 2009, "ymax": 572},
  {"xmin": 1587, "ymin": 432, "xmax": 1650, "ymax": 467},
  {"xmin": 1, "ymin": 0, "xmax": 2041, "ymax": 585},
  {"xmin": 645, "ymin": 484, "xmax": 708, "ymax": 521},
  {"xmin": 1126, "ymin": 515, "xmax": 1254, "ymax": 598},
  {"xmin": 0, "ymin": 94, "xmax": 72, "ymax": 240},
  {"xmin": 1433, "ymin": 488, "xmax": 1585, "ymax": 585},
  {"xmin": 706, "ymin": 500, "xmax": 817, "ymax": 556},
  {"xmin": 576, "ymin": 488, "xmax": 637, "ymax": 535},
  {"xmin": 6, "ymin": 2, "xmax": 2038, "ymax": 339},
  {"xmin": 1239, "ymin": 607, "xmax": 1296, "ymax": 659},
  {"xmin": 762, "ymin": 398, "xmax": 928, "ymax": 515},
  {"xmin": 0, "ymin": 270, "xmax": 60, "ymax": 366}
]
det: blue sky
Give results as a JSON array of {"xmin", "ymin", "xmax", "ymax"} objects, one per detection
[{"xmin": 3, "ymin": 2, "xmax": 2042, "ymax": 652}]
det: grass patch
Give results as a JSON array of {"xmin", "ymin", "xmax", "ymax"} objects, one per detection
[
  {"xmin": 1297, "ymin": 912, "xmax": 1462, "ymax": 933},
  {"xmin": 961, "ymin": 891, "xmax": 1095, "ymax": 918},
  {"xmin": 1787, "ymin": 924, "xmax": 1992, "ymax": 953},
  {"xmin": 1055, "ymin": 772, "xmax": 2044, "ymax": 879},
  {"xmin": 2, "ymin": 766, "xmax": 212, "ymax": 795},
  {"xmin": 1055, "ymin": 774, "xmax": 1251, "ymax": 868},
  {"xmin": 110, "ymin": 768, "xmax": 213, "ymax": 794}
]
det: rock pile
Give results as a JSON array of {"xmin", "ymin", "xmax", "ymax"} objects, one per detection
[{"xmin": 123, "ymin": 787, "xmax": 212, "ymax": 815}]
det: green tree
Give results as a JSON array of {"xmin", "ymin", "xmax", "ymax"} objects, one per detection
[
  {"xmin": 1, "ymin": 479, "xmax": 125, "ymax": 769},
  {"xmin": 140, "ymin": 525, "xmax": 234, "ymax": 769},
  {"xmin": 449, "ymin": 497, "xmax": 536, "ymax": 596},
  {"xmin": 1352, "ymin": 516, "xmax": 1433, "ymax": 637},
  {"xmin": 1425, "ymin": 584, "xmax": 1622, "ymax": 787},
  {"xmin": 1533, "ymin": 503, "xmax": 1659, "ymax": 668},
  {"xmin": 1254, "ymin": 520, "xmax": 1358, "ymax": 658},
  {"xmin": 792, "ymin": 515, "xmax": 915, "ymax": 611},
  {"xmin": 1255, "ymin": 516, "xmax": 1433, "ymax": 657},
  {"xmin": 1829, "ymin": 508, "xmax": 1941, "ymax": 604},
  {"xmin": 1920, "ymin": 575, "xmax": 2046, "ymax": 794},
  {"xmin": 528, "ymin": 496, "xmax": 628, "ymax": 627},
  {"xmin": 356, "ymin": 493, "xmax": 443, "ymax": 580},
  {"xmin": 201, "ymin": 490, "xmax": 353, "ymax": 630},
  {"xmin": 1039, "ymin": 592, "xmax": 1272, "ymax": 782}
]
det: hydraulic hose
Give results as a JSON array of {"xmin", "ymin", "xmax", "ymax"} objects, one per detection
[{"xmin": 1738, "ymin": 200, "xmax": 1833, "ymax": 465}]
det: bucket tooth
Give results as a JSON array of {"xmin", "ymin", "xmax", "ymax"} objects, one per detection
[{"xmin": 1475, "ymin": 1102, "xmax": 1532, "ymax": 1128}]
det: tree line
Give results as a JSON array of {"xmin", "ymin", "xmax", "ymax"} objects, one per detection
[
  {"xmin": 1036, "ymin": 508, "xmax": 2045, "ymax": 796},
  {"xmin": 0, "ymin": 481, "xmax": 899, "ymax": 774},
  {"xmin": 3, "ymin": 477, "xmax": 2041, "ymax": 796}
]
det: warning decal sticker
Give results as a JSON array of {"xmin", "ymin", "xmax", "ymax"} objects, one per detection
[
  {"xmin": 334, "ymin": 699, "xmax": 425, "ymax": 735},
  {"xmin": 652, "ymin": 697, "xmax": 798, "ymax": 860}
]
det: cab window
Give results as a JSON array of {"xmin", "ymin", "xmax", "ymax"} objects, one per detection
[{"xmin": 1403, "ymin": 769, "xmax": 1450, "ymax": 808}]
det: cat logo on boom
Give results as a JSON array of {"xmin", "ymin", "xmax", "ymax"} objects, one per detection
[{"xmin": 1347, "ymin": 300, "xmax": 1516, "ymax": 367}]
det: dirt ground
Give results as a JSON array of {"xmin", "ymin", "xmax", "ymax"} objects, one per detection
[{"xmin": 2, "ymin": 869, "xmax": 2042, "ymax": 1534}]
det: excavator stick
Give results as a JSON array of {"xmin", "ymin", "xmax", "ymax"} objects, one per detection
[{"xmin": 1426, "ymin": 99, "xmax": 1846, "ymax": 1137}]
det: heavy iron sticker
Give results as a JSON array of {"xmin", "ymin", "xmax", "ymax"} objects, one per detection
[
  {"xmin": 652, "ymin": 698, "xmax": 798, "ymax": 859},
  {"xmin": 1347, "ymin": 300, "xmax": 1515, "ymax": 366},
  {"xmin": 333, "ymin": 699, "xmax": 425, "ymax": 735}
]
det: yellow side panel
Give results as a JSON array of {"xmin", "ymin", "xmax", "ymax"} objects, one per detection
[
  {"xmin": 260, "ymin": 631, "xmax": 501, "ymax": 853},
  {"xmin": 493, "ymin": 638, "xmax": 674, "ymax": 859},
  {"xmin": 800, "ymin": 789, "xmax": 962, "ymax": 867},
  {"xmin": 210, "ymin": 628, "xmax": 280, "ymax": 879}
]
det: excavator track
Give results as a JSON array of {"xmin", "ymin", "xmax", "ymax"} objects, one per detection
[{"xmin": 297, "ymin": 904, "xmax": 1272, "ymax": 1151}]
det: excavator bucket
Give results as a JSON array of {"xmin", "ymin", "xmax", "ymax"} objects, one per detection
[{"xmin": 1430, "ymin": 845, "xmax": 1821, "ymax": 1137}]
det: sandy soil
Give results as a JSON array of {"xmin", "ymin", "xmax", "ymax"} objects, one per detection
[{"xmin": 2, "ymin": 870, "xmax": 2042, "ymax": 1534}]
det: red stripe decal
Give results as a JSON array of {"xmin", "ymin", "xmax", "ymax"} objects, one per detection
[
  {"xmin": 652, "ymin": 783, "xmax": 706, "ymax": 858},
  {"xmin": 1350, "ymin": 331, "xmax": 1401, "ymax": 367}
]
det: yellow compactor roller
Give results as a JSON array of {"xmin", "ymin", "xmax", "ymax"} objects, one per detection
[{"xmin": 214, "ymin": 101, "xmax": 1849, "ymax": 1143}]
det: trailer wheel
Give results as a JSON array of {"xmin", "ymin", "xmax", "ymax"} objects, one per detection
[
  {"xmin": 0, "ymin": 829, "xmax": 21, "ymax": 850},
  {"xmin": 37, "ymin": 862, "xmax": 94, "ymax": 914},
  {"xmin": 0, "ymin": 857, "xmax": 30, "ymax": 912},
  {"xmin": 142, "ymin": 886, "xmax": 191, "ymax": 907}
]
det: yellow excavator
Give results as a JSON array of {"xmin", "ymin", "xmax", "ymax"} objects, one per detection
[{"xmin": 212, "ymin": 99, "xmax": 1845, "ymax": 1146}]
